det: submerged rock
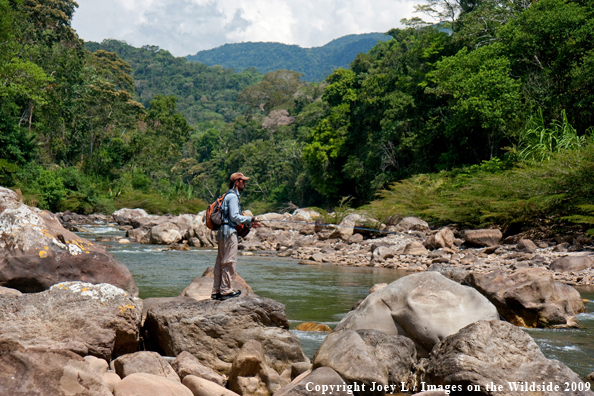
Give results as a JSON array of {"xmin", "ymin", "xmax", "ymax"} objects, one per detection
[
  {"xmin": 0, "ymin": 187, "xmax": 138, "ymax": 295},
  {"xmin": 0, "ymin": 281, "xmax": 142, "ymax": 360}
]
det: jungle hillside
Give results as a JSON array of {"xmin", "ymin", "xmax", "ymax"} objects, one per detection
[{"xmin": 1, "ymin": 0, "xmax": 594, "ymax": 236}]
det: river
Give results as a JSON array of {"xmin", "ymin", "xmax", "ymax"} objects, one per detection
[{"xmin": 83, "ymin": 226, "xmax": 594, "ymax": 378}]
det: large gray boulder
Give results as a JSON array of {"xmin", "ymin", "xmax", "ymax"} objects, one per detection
[
  {"xmin": 312, "ymin": 329, "xmax": 416, "ymax": 395},
  {"xmin": 550, "ymin": 255, "xmax": 594, "ymax": 272},
  {"xmin": 143, "ymin": 296, "xmax": 308, "ymax": 375},
  {"xmin": 419, "ymin": 320, "xmax": 594, "ymax": 396},
  {"xmin": 0, "ymin": 281, "xmax": 142, "ymax": 360},
  {"xmin": 0, "ymin": 340, "xmax": 112, "ymax": 395},
  {"xmin": 335, "ymin": 272, "xmax": 498, "ymax": 354},
  {"xmin": 467, "ymin": 268, "xmax": 584, "ymax": 328},
  {"xmin": 0, "ymin": 187, "xmax": 138, "ymax": 295},
  {"xmin": 274, "ymin": 367, "xmax": 351, "ymax": 396},
  {"xmin": 462, "ymin": 229, "xmax": 502, "ymax": 247},
  {"xmin": 149, "ymin": 222, "xmax": 182, "ymax": 244},
  {"xmin": 111, "ymin": 208, "xmax": 149, "ymax": 225}
]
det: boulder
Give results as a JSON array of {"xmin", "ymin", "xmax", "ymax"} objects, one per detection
[
  {"xmin": 394, "ymin": 217, "xmax": 430, "ymax": 232},
  {"xmin": 371, "ymin": 246, "xmax": 397, "ymax": 263},
  {"xmin": 467, "ymin": 268, "xmax": 584, "ymax": 328},
  {"xmin": 180, "ymin": 267, "xmax": 255, "ymax": 300},
  {"xmin": 403, "ymin": 241, "xmax": 428, "ymax": 256},
  {"xmin": 127, "ymin": 227, "xmax": 148, "ymax": 241},
  {"xmin": 312, "ymin": 329, "xmax": 416, "ymax": 395},
  {"xmin": 130, "ymin": 214, "xmax": 166, "ymax": 229},
  {"xmin": 292, "ymin": 236, "xmax": 316, "ymax": 249},
  {"xmin": 426, "ymin": 228, "xmax": 454, "ymax": 249},
  {"xmin": 335, "ymin": 272, "xmax": 498, "ymax": 355},
  {"xmin": 171, "ymin": 351, "xmax": 227, "ymax": 385},
  {"xmin": 101, "ymin": 372, "xmax": 122, "ymax": 392},
  {"xmin": 550, "ymin": 255, "xmax": 594, "ymax": 272},
  {"xmin": 169, "ymin": 214, "xmax": 195, "ymax": 240},
  {"xmin": 113, "ymin": 372, "xmax": 193, "ymax": 396},
  {"xmin": 183, "ymin": 375, "xmax": 240, "ymax": 396},
  {"xmin": 149, "ymin": 222, "xmax": 182, "ymax": 244},
  {"xmin": 0, "ymin": 187, "xmax": 138, "ymax": 295},
  {"xmin": 419, "ymin": 320, "xmax": 593, "ymax": 396},
  {"xmin": 517, "ymin": 239, "xmax": 538, "ymax": 253},
  {"xmin": 273, "ymin": 367, "xmax": 350, "ymax": 396},
  {"xmin": 331, "ymin": 214, "xmax": 361, "ymax": 241},
  {"xmin": 111, "ymin": 208, "xmax": 149, "ymax": 225},
  {"xmin": 0, "ymin": 281, "xmax": 142, "ymax": 360},
  {"xmin": 348, "ymin": 233, "xmax": 364, "ymax": 244},
  {"xmin": 229, "ymin": 340, "xmax": 282, "ymax": 396},
  {"xmin": 113, "ymin": 351, "xmax": 180, "ymax": 382},
  {"xmin": 143, "ymin": 296, "xmax": 308, "ymax": 375},
  {"xmin": 84, "ymin": 355, "xmax": 109, "ymax": 376},
  {"xmin": 462, "ymin": 229, "xmax": 502, "ymax": 247},
  {"xmin": 426, "ymin": 263, "xmax": 469, "ymax": 284},
  {"xmin": 0, "ymin": 341, "xmax": 112, "ymax": 395}
]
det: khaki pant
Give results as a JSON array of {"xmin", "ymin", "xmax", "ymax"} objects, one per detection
[{"xmin": 212, "ymin": 233, "xmax": 238, "ymax": 295}]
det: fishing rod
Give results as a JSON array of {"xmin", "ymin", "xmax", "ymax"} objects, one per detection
[{"xmin": 253, "ymin": 218, "xmax": 406, "ymax": 236}]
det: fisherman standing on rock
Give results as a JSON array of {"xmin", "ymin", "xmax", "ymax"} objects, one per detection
[{"xmin": 211, "ymin": 172, "xmax": 257, "ymax": 301}]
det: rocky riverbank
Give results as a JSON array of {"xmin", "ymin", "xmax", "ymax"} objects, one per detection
[
  {"xmin": 2, "ymin": 187, "xmax": 594, "ymax": 395},
  {"xmin": 55, "ymin": 206, "xmax": 594, "ymax": 288}
]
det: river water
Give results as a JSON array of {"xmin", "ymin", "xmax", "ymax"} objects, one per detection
[{"xmin": 83, "ymin": 226, "xmax": 594, "ymax": 378}]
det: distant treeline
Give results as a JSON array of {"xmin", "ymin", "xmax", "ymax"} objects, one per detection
[{"xmin": 186, "ymin": 33, "xmax": 392, "ymax": 82}]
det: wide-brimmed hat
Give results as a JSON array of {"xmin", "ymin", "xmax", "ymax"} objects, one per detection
[{"xmin": 230, "ymin": 172, "xmax": 249, "ymax": 182}]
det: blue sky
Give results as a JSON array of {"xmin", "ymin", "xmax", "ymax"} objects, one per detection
[{"xmin": 71, "ymin": 0, "xmax": 418, "ymax": 57}]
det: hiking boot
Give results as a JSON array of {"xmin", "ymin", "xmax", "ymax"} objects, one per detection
[
  {"xmin": 219, "ymin": 290, "xmax": 241, "ymax": 301},
  {"xmin": 211, "ymin": 293, "xmax": 221, "ymax": 300}
]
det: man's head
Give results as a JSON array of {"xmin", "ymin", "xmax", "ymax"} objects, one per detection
[{"xmin": 229, "ymin": 172, "xmax": 249, "ymax": 191}]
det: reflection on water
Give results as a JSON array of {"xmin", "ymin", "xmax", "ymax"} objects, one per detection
[{"xmin": 78, "ymin": 225, "xmax": 594, "ymax": 377}]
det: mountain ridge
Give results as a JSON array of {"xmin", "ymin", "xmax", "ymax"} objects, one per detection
[{"xmin": 186, "ymin": 33, "xmax": 392, "ymax": 81}]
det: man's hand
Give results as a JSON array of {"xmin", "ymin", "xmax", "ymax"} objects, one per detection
[{"xmin": 252, "ymin": 216, "xmax": 261, "ymax": 228}]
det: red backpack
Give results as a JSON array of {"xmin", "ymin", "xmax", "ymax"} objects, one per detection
[{"xmin": 205, "ymin": 193, "xmax": 228, "ymax": 230}]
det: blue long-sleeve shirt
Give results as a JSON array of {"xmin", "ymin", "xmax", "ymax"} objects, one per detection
[{"xmin": 217, "ymin": 188, "xmax": 252, "ymax": 240}]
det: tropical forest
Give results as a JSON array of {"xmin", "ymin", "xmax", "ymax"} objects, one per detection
[{"xmin": 1, "ymin": 0, "xmax": 594, "ymax": 236}]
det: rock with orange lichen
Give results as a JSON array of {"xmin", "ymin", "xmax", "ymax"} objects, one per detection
[
  {"xmin": 294, "ymin": 322, "xmax": 332, "ymax": 332},
  {"xmin": 0, "ymin": 187, "xmax": 137, "ymax": 295},
  {"xmin": 0, "ymin": 281, "xmax": 142, "ymax": 360}
]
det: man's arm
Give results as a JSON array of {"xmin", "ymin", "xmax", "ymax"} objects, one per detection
[{"xmin": 227, "ymin": 194, "xmax": 252, "ymax": 225}]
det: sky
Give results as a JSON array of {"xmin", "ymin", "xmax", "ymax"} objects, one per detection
[{"xmin": 71, "ymin": 0, "xmax": 419, "ymax": 57}]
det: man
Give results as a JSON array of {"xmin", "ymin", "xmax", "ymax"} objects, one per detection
[{"xmin": 211, "ymin": 172, "xmax": 256, "ymax": 301}]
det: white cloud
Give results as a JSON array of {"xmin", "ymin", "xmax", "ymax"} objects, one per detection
[{"xmin": 72, "ymin": 0, "xmax": 418, "ymax": 57}]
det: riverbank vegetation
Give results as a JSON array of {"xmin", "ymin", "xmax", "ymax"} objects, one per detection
[{"xmin": 1, "ymin": 0, "xmax": 593, "ymax": 234}]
